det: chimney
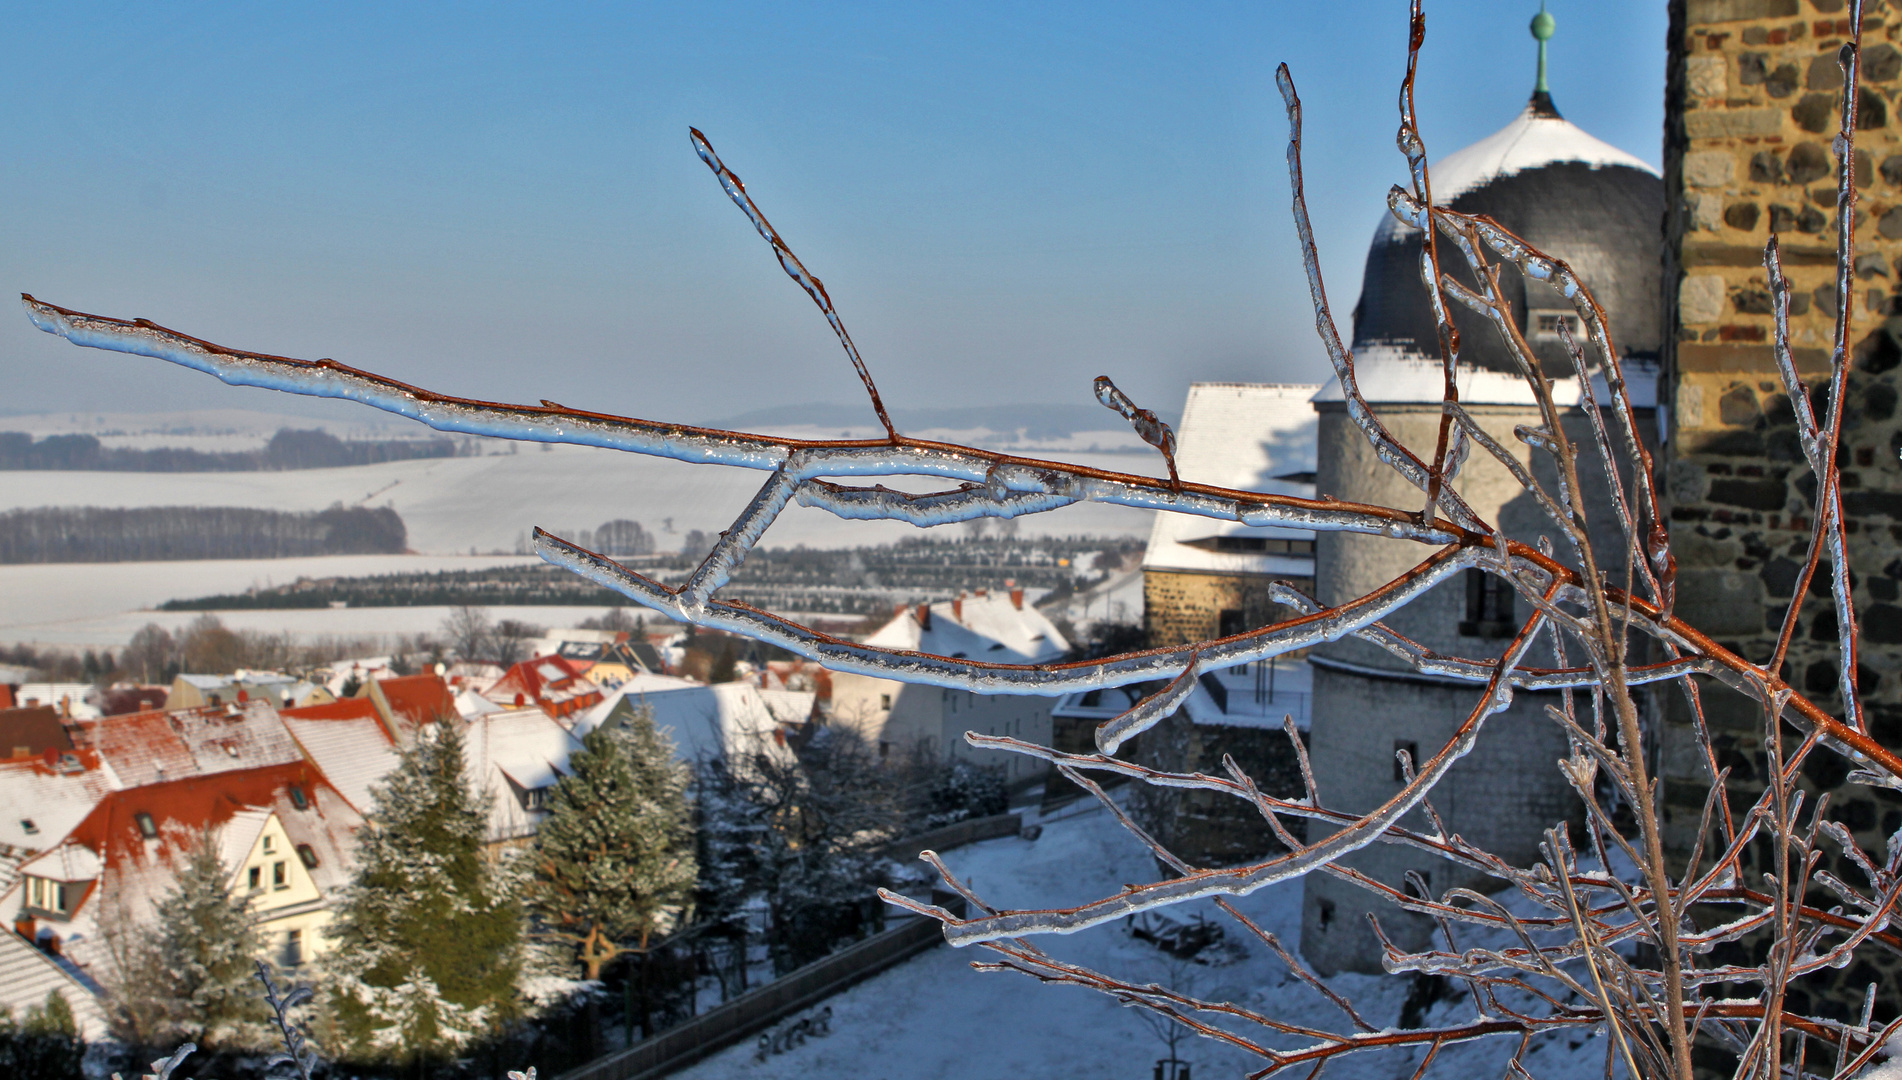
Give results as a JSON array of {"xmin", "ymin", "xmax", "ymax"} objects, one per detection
[
  {"xmin": 1009, "ymin": 585, "xmax": 1024, "ymax": 610},
  {"xmin": 916, "ymin": 604, "xmax": 932, "ymax": 631},
  {"xmin": 13, "ymin": 915, "xmax": 35, "ymax": 942},
  {"xmin": 514, "ymin": 692, "xmax": 527, "ymax": 707},
  {"xmin": 975, "ymin": 587, "xmax": 988, "ymax": 598},
  {"xmin": 952, "ymin": 593, "xmax": 964, "ymax": 623}
]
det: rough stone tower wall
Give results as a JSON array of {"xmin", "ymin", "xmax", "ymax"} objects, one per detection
[{"xmin": 1663, "ymin": 0, "xmax": 1902, "ymax": 1018}]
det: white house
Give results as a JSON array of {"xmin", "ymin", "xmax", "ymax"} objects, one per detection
[{"xmin": 832, "ymin": 587, "xmax": 1068, "ymax": 786}]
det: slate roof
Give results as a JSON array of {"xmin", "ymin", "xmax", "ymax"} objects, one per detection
[{"xmin": 1335, "ymin": 100, "xmax": 1664, "ymax": 403}]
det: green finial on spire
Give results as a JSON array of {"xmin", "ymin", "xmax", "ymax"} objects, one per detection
[{"xmin": 1529, "ymin": 2, "xmax": 1560, "ymax": 117}]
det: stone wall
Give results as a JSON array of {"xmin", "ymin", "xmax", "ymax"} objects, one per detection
[
  {"xmin": 1664, "ymin": 0, "xmax": 1902, "ymax": 1022},
  {"xmin": 1142, "ymin": 568, "xmax": 1314, "ymax": 648}
]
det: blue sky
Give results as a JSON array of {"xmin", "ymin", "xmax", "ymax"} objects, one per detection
[{"xmin": 0, "ymin": 1, "xmax": 1666, "ymax": 429}]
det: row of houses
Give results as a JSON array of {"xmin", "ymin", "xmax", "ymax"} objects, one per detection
[{"xmin": 0, "ymin": 628, "xmax": 821, "ymax": 1036}]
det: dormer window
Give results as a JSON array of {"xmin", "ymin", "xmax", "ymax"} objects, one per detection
[
  {"xmin": 1533, "ymin": 311, "xmax": 1582, "ymax": 341},
  {"xmin": 134, "ymin": 812, "xmax": 158, "ymax": 839},
  {"xmin": 20, "ymin": 819, "xmax": 37, "ymax": 836},
  {"xmin": 524, "ymin": 787, "xmax": 551, "ymax": 812},
  {"xmin": 296, "ymin": 844, "xmax": 319, "ymax": 869},
  {"xmin": 25, "ymin": 876, "xmax": 68, "ymax": 915},
  {"xmin": 288, "ymin": 785, "xmax": 309, "ymax": 811}
]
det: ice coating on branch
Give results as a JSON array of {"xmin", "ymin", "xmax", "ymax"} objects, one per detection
[
  {"xmin": 1093, "ymin": 375, "xmax": 1180, "ymax": 488},
  {"xmin": 1093, "ymin": 662, "xmax": 1199, "ymax": 755},
  {"xmin": 537, "ymin": 526, "xmax": 1477, "ymax": 696},
  {"xmin": 689, "ymin": 128, "xmax": 897, "ymax": 439}
]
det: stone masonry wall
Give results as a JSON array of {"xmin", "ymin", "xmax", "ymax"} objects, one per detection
[
  {"xmin": 1665, "ymin": 0, "xmax": 1902, "ymax": 1022},
  {"xmin": 1142, "ymin": 569, "xmax": 1314, "ymax": 648}
]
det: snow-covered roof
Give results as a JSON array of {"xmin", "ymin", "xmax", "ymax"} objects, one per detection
[
  {"xmin": 281, "ymin": 699, "xmax": 402, "ymax": 817},
  {"xmin": 74, "ymin": 701, "xmax": 302, "ymax": 787},
  {"xmin": 17, "ymin": 842, "xmax": 103, "ymax": 883},
  {"xmin": 0, "ymin": 922, "xmax": 109, "ymax": 1039},
  {"xmin": 1376, "ymin": 106, "xmax": 1656, "ymax": 245},
  {"xmin": 317, "ymin": 657, "xmax": 395, "ymax": 695},
  {"xmin": 864, "ymin": 591, "xmax": 1070, "ymax": 665},
  {"xmin": 1142, "ymin": 384, "xmax": 1323, "ymax": 577},
  {"xmin": 590, "ymin": 682, "xmax": 791, "ymax": 762},
  {"xmin": 1310, "ymin": 343, "xmax": 1587, "ymax": 407},
  {"xmin": 14, "ymin": 761, "xmax": 363, "ymax": 978},
  {"xmin": 0, "ymin": 754, "xmax": 117, "ymax": 892},
  {"xmin": 572, "ymin": 674, "xmax": 703, "ymax": 738},
  {"xmin": 759, "ymin": 689, "xmax": 816, "ymax": 727},
  {"xmin": 13, "ymin": 684, "xmax": 100, "ymax": 720},
  {"xmin": 463, "ymin": 708, "xmax": 583, "ymax": 842}
]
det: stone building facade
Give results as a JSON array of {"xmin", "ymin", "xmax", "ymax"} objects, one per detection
[{"xmin": 1662, "ymin": 0, "xmax": 1902, "ymax": 1018}]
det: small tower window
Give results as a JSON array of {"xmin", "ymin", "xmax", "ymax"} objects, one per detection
[{"xmin": 1460, "ymin": 569, "xmax": 1518, "ymax": 639}]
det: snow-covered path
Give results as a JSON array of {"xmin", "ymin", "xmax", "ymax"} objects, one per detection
[{"xmin": 673, "ymin": 797, "xmax": 1612, "ymax": 1080}]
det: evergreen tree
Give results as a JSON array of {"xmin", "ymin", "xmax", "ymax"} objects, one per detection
[
  {"xmin": 152, "ymin": 830, "xmax": 272, "ymax": 1051},
  {"xmin": 0, "ymin": 992, "xmax": 84, "ymax": 1080},
  {"xmin": 323, "ymin": 722, "xmax": 521, "ymax": 1065},
  {"xmin": 530, "ymin": 710, "xmax": 696, "ymax": 980}
]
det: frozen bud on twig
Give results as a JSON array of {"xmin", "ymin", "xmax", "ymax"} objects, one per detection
[{"xmin": 1094, "ymin": 375, "xmax": 1180, "ymax": 491}]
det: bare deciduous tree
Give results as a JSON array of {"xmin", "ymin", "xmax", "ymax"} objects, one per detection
[{"xmin": 23, "ymin": 3, "xmax": 1901, "ymax": 1075}]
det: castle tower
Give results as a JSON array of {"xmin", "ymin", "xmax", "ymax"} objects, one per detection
[{"xmin": 1299, "ymin": 9, "xmax": 1666, "ymax": 974}]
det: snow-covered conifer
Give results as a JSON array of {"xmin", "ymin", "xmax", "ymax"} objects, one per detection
[
  {"xmin": 529, "ymin": 709, "xmax": 696, "ymax": 980},
  {"xmin": 151, "ymin": 830, "xmax": 272, "ymax": 1051},
  {"xmin": 323, "ymin": 721, "xmax": 521, "ymax": 1065}
]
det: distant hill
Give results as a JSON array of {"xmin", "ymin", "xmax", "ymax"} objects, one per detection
[
  {"xmin": 708, "ymin": 402, "xmax": 1175, "ymax": 440},
  {"xmin": 0, "ymin": 428, "xmax": 461, "ymax": 472}
]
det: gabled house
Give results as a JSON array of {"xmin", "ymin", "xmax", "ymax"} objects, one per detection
[
  {"xmin": 831, "ymin": 588, "xmax": 1069, "ymax": 785},
  {"xmin": 0, "ymin": 750, "xmax": 118, "ymax": 897},
  {"xmin": 3, "ymin": 762, "xmax": 363, "ymax": 975},
  {"xmin": 363, "ymin": 673, "xmax": 458, "ymax": 739},
  {"xmin": 1140, "ymin": 383, "xmax": 1321, "ymax": 647},
  {"xmin": 578, "ymin": 679, "xmax": 808, "ymax": 765},
  {"xmin": 462, "ymin": 709, "xmax": 584, "ymax": 846},
  {"xmin": 280, "ymin": 698, "xmax": 402, "ymax": 818},
  {"xmin": 581, "ymin": 639, "xmax": 662, "ymax": 691},
  {"xmin": 165, "ymin": 671, "xmax": 326, "ymax": 711},
  {"xmin": 73, "ymin": 700, "xmax": 303, "ymax": 788},
  {"xmin": 483, "ymin": 656, "xmax": 603, "ymax": 724}
]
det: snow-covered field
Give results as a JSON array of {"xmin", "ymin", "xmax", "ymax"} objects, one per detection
[
  {"xmin": 0, "ymin": 443, "xmax": 1157, "ymax": 556},
  {"xmin": 675, "ymin": 799, "xmax": 1609, "ymax": 1080},
  {"xmin": 0, "ymin": 555, "xmax": 549, "ymax": 647}
]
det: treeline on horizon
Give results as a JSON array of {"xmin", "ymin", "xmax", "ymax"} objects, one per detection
[
  {"xmin": 0, "ymin": 504, "xmax": 408, "ymax": 563},
  {"xmin": 0, "ymin": 427, "xmax": 461, "ymax": 471}
]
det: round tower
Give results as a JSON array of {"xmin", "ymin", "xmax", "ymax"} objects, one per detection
[{"xmin": 1299, "ymin": 10, "xmax": 1665, "ymax": 975}]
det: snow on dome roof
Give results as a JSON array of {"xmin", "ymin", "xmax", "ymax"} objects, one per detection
[{"xmin": 1374, "ymin": 106, "xmax": 1657, "ymax": 246}]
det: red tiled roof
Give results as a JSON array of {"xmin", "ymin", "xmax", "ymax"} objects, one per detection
[
  {"xmin": 74, "ymin": 702, "xmax": 301, "ymax": 788},
  {"xmin": 66, "ymin": 761, "xmax": 363, "ymax": 919},
  {"xmin": 373, "ymin": 674, "xmax": 457, "ymax": 730},
  {"xmin": 485, "ymin": 656, "xmax": 603, "ymax": 720},
  {"xmin": 283, "ymin": 696, "xmax": 394, "ymax": 740}
]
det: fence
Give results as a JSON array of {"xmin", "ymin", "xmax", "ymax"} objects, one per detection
[{"xmin": 553, "ymin": 813, "xmax": 1021, "ymax": 1080}]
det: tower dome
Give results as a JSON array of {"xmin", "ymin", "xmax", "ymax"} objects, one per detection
[{"xmin": 1330, "ymin": 31, "xmax": 1664, "ymax": 405}]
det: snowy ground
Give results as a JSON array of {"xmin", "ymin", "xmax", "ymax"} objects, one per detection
[
  {"xmin": 673, "ymin": 796, "xmax": 1610, "ymax": 1080},
  {"xmin": 0, "ymin": 444, "xmax": 1156, "ymax": 557},
  {"xmin": 0, "ymin": 554, "xmax": 658, "ymax": 648}
]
